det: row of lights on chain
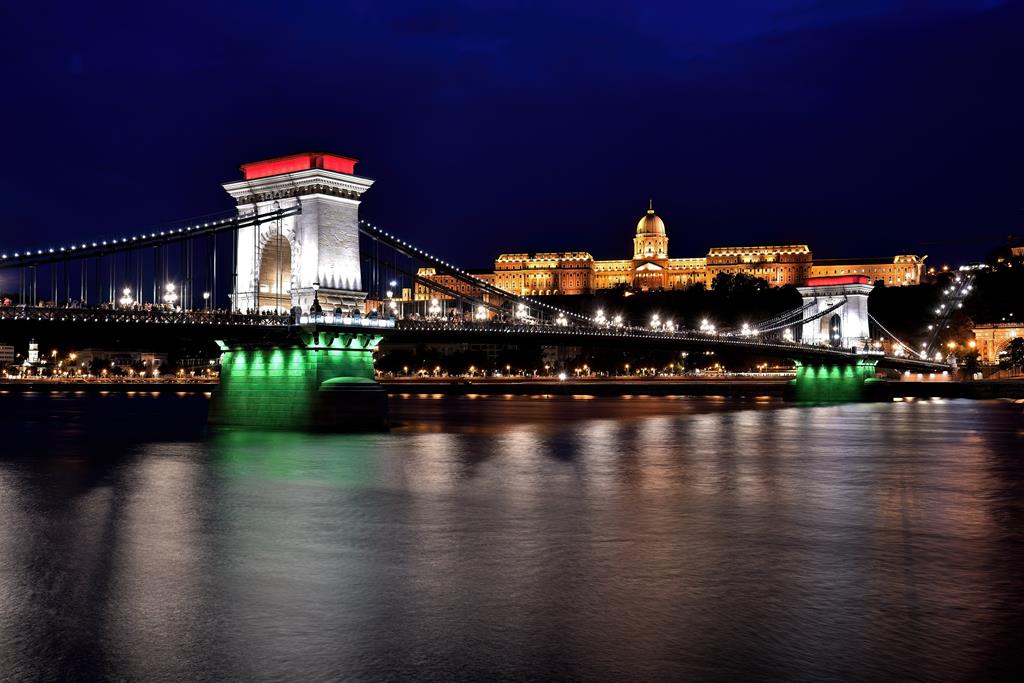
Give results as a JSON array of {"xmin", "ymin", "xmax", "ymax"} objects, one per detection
[
  {"xmin": 359, "ymin": 218, "xmax": 594, "ymax": 326},
  {"xmin": 0, "ymin": 214, "xmax": 263, "ymax": 261}
]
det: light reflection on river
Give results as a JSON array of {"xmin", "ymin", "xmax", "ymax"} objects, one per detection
[{"xmin": 1, "ymin": 392, "xmax": 1022, "ymax": 680}]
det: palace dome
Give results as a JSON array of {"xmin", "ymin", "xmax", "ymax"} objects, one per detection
[{"xmin": 636, "ymin": 202, "xmax": 666, "ymax": 236}]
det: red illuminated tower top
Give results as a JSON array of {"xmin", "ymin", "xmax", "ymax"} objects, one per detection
[
  {"xmin": 240, "ymin": 152, "xmax": 359, "ymax": 180},
  {"xmin": 803, "ymin": 275, "xmax": 870, "ymax": 287}
]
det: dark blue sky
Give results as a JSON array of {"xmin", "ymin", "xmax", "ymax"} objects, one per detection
[{"xmin": 1, "ymin": 0, "xmax": 1020, "ymax": 268}]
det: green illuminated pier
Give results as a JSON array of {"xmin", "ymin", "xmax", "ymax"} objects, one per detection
[
  {"xmin": 787, "ymin": 360, "xmax": 881, "ymax": 403},
  {"xmin": 209, "ymin": 327, "xmax": 388, "ymax": 431}
]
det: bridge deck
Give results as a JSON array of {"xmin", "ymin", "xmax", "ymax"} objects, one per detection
[{"xmin": 0, "ymin": 308, "xmax": 949, "ymax": 372}]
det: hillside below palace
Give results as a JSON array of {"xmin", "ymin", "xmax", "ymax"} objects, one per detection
[{"xmin": 416, "ymin": 203, "xmax": 925, "ymax": 300}]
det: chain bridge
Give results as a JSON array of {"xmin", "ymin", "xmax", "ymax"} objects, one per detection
[{"xmin": 0, "ymin": 152, "xmax": 952, "ymax": 429}]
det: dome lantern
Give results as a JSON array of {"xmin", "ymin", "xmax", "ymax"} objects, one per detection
[{"xmin": 636, "ymin": 199, "xmax": 666, "ymax": 236}]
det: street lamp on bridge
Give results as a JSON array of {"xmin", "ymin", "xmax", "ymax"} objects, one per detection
[
  {"xmin": 428, "ymin": 298, "xmax": 442, "ymax": 318},
  {"xmin": 310, "ymin": 280, "xmax": 323, "ymax": 318},
  {"xmin": 162, "ymin": 283, "xmax": 178, "ymax": 307}
]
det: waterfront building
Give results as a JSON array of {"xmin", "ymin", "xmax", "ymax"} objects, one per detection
[
  {"xmin": 0, "ymin": 343, "xmax": 14, "ymax": 368},
  {"xmin": 415, "ymin": 204, "xmax": 926, "ymax": 300},
  {"xmin": 973, "ymin": 323, "xmax": 1021, "ymax": 364},
  {"xmin": 73, "ymin": 349, "xmax": 168, "ymax": 374}
]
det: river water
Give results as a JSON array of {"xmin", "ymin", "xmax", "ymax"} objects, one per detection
[{"xmin": 1, "ymin": 391, "xmax": 1022, "ymax": 680}]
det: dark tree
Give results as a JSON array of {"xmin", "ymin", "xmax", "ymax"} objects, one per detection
[{"xmin": 1000, "ymin": 337, "xmax": 1024, "ymax": 370}]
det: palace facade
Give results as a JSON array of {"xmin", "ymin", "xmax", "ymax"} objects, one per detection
[{"xmin": 416, "ymin": 204, "xmax": 926, "ymax": 300}]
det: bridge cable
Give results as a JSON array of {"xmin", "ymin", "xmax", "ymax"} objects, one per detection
[
  {"xmin": 358, "ymin": 220, "xmax": 593, "ymax": 325},
  {"xmin": 755, "ymin": 298, "xmax": 848, "ymax": 335},
  {"xmin": 867, "ymin": 313, "xmax": 919, "ymax": 358}
]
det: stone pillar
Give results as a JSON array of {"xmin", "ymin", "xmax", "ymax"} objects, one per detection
[
  {"xmin": 797, "ymin": 276, "xmax": 874, "ymax": 349},
  {"xmin": 786, "ymin": 360, "xmax": 881, "ymax": 402},
  {"xmin": 223, "ymin": 153, "xmax": 374, "ymax": 313},
  {"xmin": 209, "ymin": 327, "xmax": 387, "ymax": 431}
]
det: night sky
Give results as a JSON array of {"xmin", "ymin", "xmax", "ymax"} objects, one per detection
[{"xmin": 2, "ymin": 1, "xmax": 1020, "ymax": 271}]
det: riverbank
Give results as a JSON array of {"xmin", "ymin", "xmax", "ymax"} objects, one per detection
[
  {"xmin": 379, "ymin": 378, "xmax": 1024, "ymax": 400},
  {"xmin": 0, "ymin": 380, "xmax": 215, "ymax": 393},
  {"xmin": 2, "ymin": 377, "xmax": 1022, "ymax": 400}
]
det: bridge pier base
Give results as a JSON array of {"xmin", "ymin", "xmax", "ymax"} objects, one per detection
[
  {"xmin": 786, "ymin": 360, "xmax": 881, "ymax": 403},
  {"xmin": 209, "ymin": 328, "xmax": 387, "ymax": 431}
]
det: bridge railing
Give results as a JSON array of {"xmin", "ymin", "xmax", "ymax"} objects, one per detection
[
  {"xmin": 0, "ymin": 305, "xmax": 290, "ymax": 326},
  {"xmin": 0, "ymin": 305, "xmax": 402, "ymax": 330},
  {"xmin": 2, "ymin": 305, "xmax": 950, "ymax": 368},
  {"xmin": 395, "ymin": 318, "xmax": 838, "ymax": 348},
  {"xmin": 296, "ymin": 312, "xmax": 396, "ymax": 328}
]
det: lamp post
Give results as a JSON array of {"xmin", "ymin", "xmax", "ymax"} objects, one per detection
[
  {"xmin": 310, "ymin": 280, "xmax": 322, "ymax": 319},
  {"xmin": 389, "ymin": 280, "xmax": 401, "ymax": 318},
  {"xmin": 119, "ymin": 287, "xmax": 134, "ymax": 308},
  {"xmin": 386, "ymin": 287, "xmax": 398, "ymax": 319},
  {"xmin": 203, "ymin": 291, "xmax": 211, "ymax": 310},
  {"xmin": 163, "ymin": 283, "xmax": 178, "ymax": 309}
]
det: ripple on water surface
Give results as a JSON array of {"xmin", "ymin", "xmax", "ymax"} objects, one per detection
[{"xmin": 0, "ymin": 393, "xmax": 1022, "ymax": 680}]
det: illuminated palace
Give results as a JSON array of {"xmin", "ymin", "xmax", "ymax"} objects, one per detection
[{"xmin": 416, "ymin": 203, "xmax": 926, "ymax": 300}]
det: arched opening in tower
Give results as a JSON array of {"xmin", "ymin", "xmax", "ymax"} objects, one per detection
[
  {"xmin": 829, "ymin": 312, "xmax": 842, "ymax": 348},
  {"xmin": 258, "ymin": 234, "xmax": 292, "ymax": 312}
]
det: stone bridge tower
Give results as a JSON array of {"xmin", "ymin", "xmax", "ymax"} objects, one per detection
[
  {"xmin": 223, "ymin": 152, "xmax": 374, "ymax": 313},
  {"xmin": 796, "ymin": 275, "xmax": 873, "ymax": 349}
]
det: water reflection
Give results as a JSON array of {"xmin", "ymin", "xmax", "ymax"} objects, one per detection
[{"xmin": 0, "ymin": 393, "xmax": 1022, "ymax": 679}]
